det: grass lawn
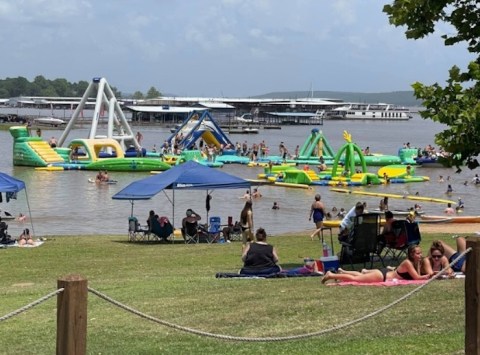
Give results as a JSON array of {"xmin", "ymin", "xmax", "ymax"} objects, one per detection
[{"xmin": 0, "ymin": 233, "xmax": 466, "ymax": 354}]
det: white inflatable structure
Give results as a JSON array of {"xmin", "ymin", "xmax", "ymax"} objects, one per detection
[{"xmin": 57, "ymin": 77, "xmax": 140, "ymax": 151}]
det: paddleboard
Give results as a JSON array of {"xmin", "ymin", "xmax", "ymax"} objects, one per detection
[
  {"xmin": 88, "ymin": 178, "xmax": 117, "ymax": 185},
  {"xmin": 329, "ymin": 188, "xmax": 455, "ymax": 205}
]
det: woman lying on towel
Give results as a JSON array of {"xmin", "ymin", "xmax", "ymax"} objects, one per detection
[
  {"xmin": 322, "ymin": 245, "xmax": 431, "ymax": 284},
  {"xmin": 240, "ymin": 228, "xmax": 281, "ymax": 276}
]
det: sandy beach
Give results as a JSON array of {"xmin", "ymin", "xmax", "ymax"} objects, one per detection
[{"xmin": 283, "ymin": 222, "xmax": 480, "ymax": 238}]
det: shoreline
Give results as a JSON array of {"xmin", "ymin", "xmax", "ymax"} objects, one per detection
[{"xmin": 276, "ymin": 222, "xmax": 480, "ymax": 238}]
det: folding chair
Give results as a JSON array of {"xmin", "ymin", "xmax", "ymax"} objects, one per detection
[
  {"xmin": 340, "ymin": 213, "xmax": 384, "ymax": 270},
  {"xmin": 206, "ymin": 216, "xmax": 222, "ymax": 243},
  {"xmin": 183, "ymin": 221, "xmax": 200, "ymax": 244},
  {"xmin": 128, "ymin": 217, "xmax": 148, "ymax": 242},
  {"xmin": 227, "ymin": 221, "xmax": 242, "ymax": 241},
  {"xmin": 150, "ymin": 217, "xmax": 174, "ymax": 242},
  {"xmin": 382, "ymin": 220, "xmax": 422, "ymax": 264}
]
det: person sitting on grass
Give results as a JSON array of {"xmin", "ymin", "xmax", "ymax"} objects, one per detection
[
  {"xmin": 18, "ymin": 228, "xmax": 34, "ymax": 246},
  {"xmin": 422, "ymin": 240, "xmax": 454, "ymax": 278},
  {"xmin": 322, "ymin": 245, "xmax": 431, "ymax": 284},
  {"xmin": 240, "ymin": 228, "xmax": 281, "ymax": 276},
  {"xmin": 432, "ymin": 236, "xmax": 468, "ymax": 274}
]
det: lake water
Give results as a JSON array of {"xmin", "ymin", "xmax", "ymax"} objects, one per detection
[{"xmin": 0, "ymin": 115, "xmax": 477, "ymax": 237}]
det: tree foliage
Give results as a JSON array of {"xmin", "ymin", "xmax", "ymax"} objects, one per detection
[
  {"xmin": 384, "ymin": 0, "xmax": 480, "ymax": 170},
  {"xmin": 0, "ymin": 77, "xmax": 152, "ymax": 100},
  {"xmin": 146, "ymin": 86, "xmax": 161, "ymax": 99}
]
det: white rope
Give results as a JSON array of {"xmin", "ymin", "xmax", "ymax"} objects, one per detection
[
  {"xmin": 0, "ymin": 288, "xmax": 64, "ymax": 322},
  {"xmin": 86, "ymin": 247, "xmax": 472, "ymax": 342}
]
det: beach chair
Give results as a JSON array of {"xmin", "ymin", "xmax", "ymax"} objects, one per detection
[
  {"xmin": 382, "ymin": 220, "xmax": 421, "ymax": 264},
  {"xmin": 340, "ymin": 213, "xmax": 384, "ymax": 270},
  {"xmin": 206, "ymin": 216, "xmax": 222, "ymax": 243},
  {"xmin": 149, "ymin": 217, "xmax": 174, "ymax": 242},
  {"xmin": 183, "ymin": 221, "xmax": 201, "ymax": 244},
  {"xmin": 128, "ymin": 217, "xmax": 148, "ymax": 242}
]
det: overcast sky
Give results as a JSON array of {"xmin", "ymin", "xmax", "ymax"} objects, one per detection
[{"xmin": 0, "ymin": 0, "xmax": 474, "ymax": 97}]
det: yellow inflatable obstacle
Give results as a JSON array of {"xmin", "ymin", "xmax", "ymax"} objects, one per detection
[{"xmin": 330, "ymin": 188, "xmax": 455, "ymax": 205}]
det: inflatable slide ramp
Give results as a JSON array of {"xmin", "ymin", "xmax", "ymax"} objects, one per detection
[{"xmin": 28, "ymin": 141, "xmax": 65, "ymax": 164}]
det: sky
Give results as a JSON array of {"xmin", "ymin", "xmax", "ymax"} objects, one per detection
[{"xmin": 0, "ymin": 0, "xmax": 475, "ymax": 97}]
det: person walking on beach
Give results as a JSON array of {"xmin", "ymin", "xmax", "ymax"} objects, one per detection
[{"xmin": 309, "ymin": 194, "xmax": 325, "ymax": 241}]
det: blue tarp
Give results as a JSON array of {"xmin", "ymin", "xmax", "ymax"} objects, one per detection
[
  {"xmin": 0, "ymin": 172, "xmax": 26, "ymax": 192},
  {"xmin": 112, "ymin": 160, "xmax": 250, "ymax": 200}
]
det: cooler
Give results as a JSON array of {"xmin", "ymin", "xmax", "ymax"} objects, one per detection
[{"xmin": 320, "ymin": 256, "xmax": 339, "ymax": 273}]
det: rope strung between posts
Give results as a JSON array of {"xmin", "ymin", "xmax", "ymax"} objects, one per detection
[
  {"xmin": 88, "ymin": 247, "xmax": 471, "ymax": 342},
  {"xmin": 0, "ymin": 288, "xmax": 64, "ymax": 322}
]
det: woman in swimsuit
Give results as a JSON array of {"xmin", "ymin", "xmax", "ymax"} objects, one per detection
[
  {"xmin": 322, "ymin": 245, "xmax": 431, "ymax": 284},
  {"xmin": 309, "ymin": 194, "xmax": 326, "ymax": 240},
  {"xmin": 432, "ymin": 236, "xmax": 467, "ymax": 274},
  {"xmin": 240, "ymin": 200, "xmax": 254, "ymax": 246},
  {"xmin": 422, "ymin": 240, "xmax": 454, "ymax": 278}
]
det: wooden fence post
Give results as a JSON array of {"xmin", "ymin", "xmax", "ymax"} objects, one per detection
[
  {"xmin": 56, "ymin": 275, "xmax": 88, "ymax": 355},
  {"xmin": 465, "ymin": 238, "xmax": 480, "ymax": 354}
]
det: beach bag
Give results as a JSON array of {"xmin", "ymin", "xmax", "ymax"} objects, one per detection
[{"xmin": 0, "ymin": 232, "xmax": 14, "ymax": 245}]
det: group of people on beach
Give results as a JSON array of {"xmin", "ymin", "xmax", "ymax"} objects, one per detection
[{"xmin": 0, "ymin": 219, "xmax": 35, "ymax": 246}]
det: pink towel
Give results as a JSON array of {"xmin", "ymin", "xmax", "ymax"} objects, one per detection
[{"xmin": 327, "ymin": 279, "xmax": 428, "ymax": 287}]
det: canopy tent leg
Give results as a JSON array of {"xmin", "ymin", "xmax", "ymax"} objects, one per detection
[{"xmin": 24, "ymin": 189, "xmax": 35, "ymax": 237}]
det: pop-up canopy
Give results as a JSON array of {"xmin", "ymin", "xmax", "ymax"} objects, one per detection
[
  {"xmin": 0, "ymin": 172, "xmax": 34, "ymax": 234},
  {"xmin": 112, "ymin": 161, "xmax": 251, "ymax": 225}
]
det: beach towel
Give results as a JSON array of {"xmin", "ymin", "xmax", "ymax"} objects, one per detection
[
  {"xmin": 7, "ymin": 240, "xmax": 45, "ymax": 248},
  {"xmin": 327, "ymin": 279, "xmax": 428, "ymax": 287},
  {"xmin": 215, "ymin": 271, "xmax": 323, "ymax": 279}
]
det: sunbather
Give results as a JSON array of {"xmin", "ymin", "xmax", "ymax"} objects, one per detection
[
  {"xmin": 422, "ymin": 240, "xmax": 454, "ymax": 278},
  {"xmin": 433, "ymin": 236, "xmax": 467, "ymax": 274},
  {"xmin": 18, "ymin": 228, "xmax": 34, "ymax": 246},
  {"xmin": 322, "ymin": 245, "xmax": 431, "ymax": 284}
]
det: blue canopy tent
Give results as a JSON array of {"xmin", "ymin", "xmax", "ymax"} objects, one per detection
[
  {"xmin": 0, "ymin": 172, "xmax": 34, "ymax": 235},
  {"xmin": 112, "ymin": 161, "xmax": 251, "ymax": 227}
]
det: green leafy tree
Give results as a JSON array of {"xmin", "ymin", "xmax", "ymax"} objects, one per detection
[
  {"xmin": 132, "ymin": 91, "xmax": 144, "ymax": 100},
  {"xmin": 384, "ymin": 1, "xmax": 480, "ymax": 170},
  {"xmin": 146, "ymin": 86, "xmax": 161, "ymax": 99}
]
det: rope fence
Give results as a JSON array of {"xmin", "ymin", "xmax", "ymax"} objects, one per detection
[
  {"xmin": 87, "ymin": 247, "xmax": 471, "ymax": 342},
  {"xmin": 0, "ymin": 288, "xmax": 63, "ymax": 322},
  {"xmin": 0, "ymin": 246, "xmax": 474, "ymax": 352}
]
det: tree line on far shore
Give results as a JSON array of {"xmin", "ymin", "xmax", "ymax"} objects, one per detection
[{"xmin": 0, "ymin": 75, "xmax": 162, "ymax": 100}]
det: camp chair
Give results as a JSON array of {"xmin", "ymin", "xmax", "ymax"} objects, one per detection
[
  {"xmin": 149, "ymin": 217, "xmax": 174, "ymax": 242},
  {"xmin": 206, "ymin": 216, "xmax": 222, "ymax": 243},
  {"xmin": 128, "ymin": 217, "xmax": 148, "ymax": 242},
  {"xmin": 228, "ymin": 222, "xmax": 242, "ymax": 241},
  {"xmin": 183, "ymin": 221, "xmax": 201, "ymax": 244},
  {"xmin": 382, "ymin": 220, "xmax": 421, "ymax": 264},
  {"xmin": 339, "ymin": 213, "xmax": 384, "ymax": 270}
]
